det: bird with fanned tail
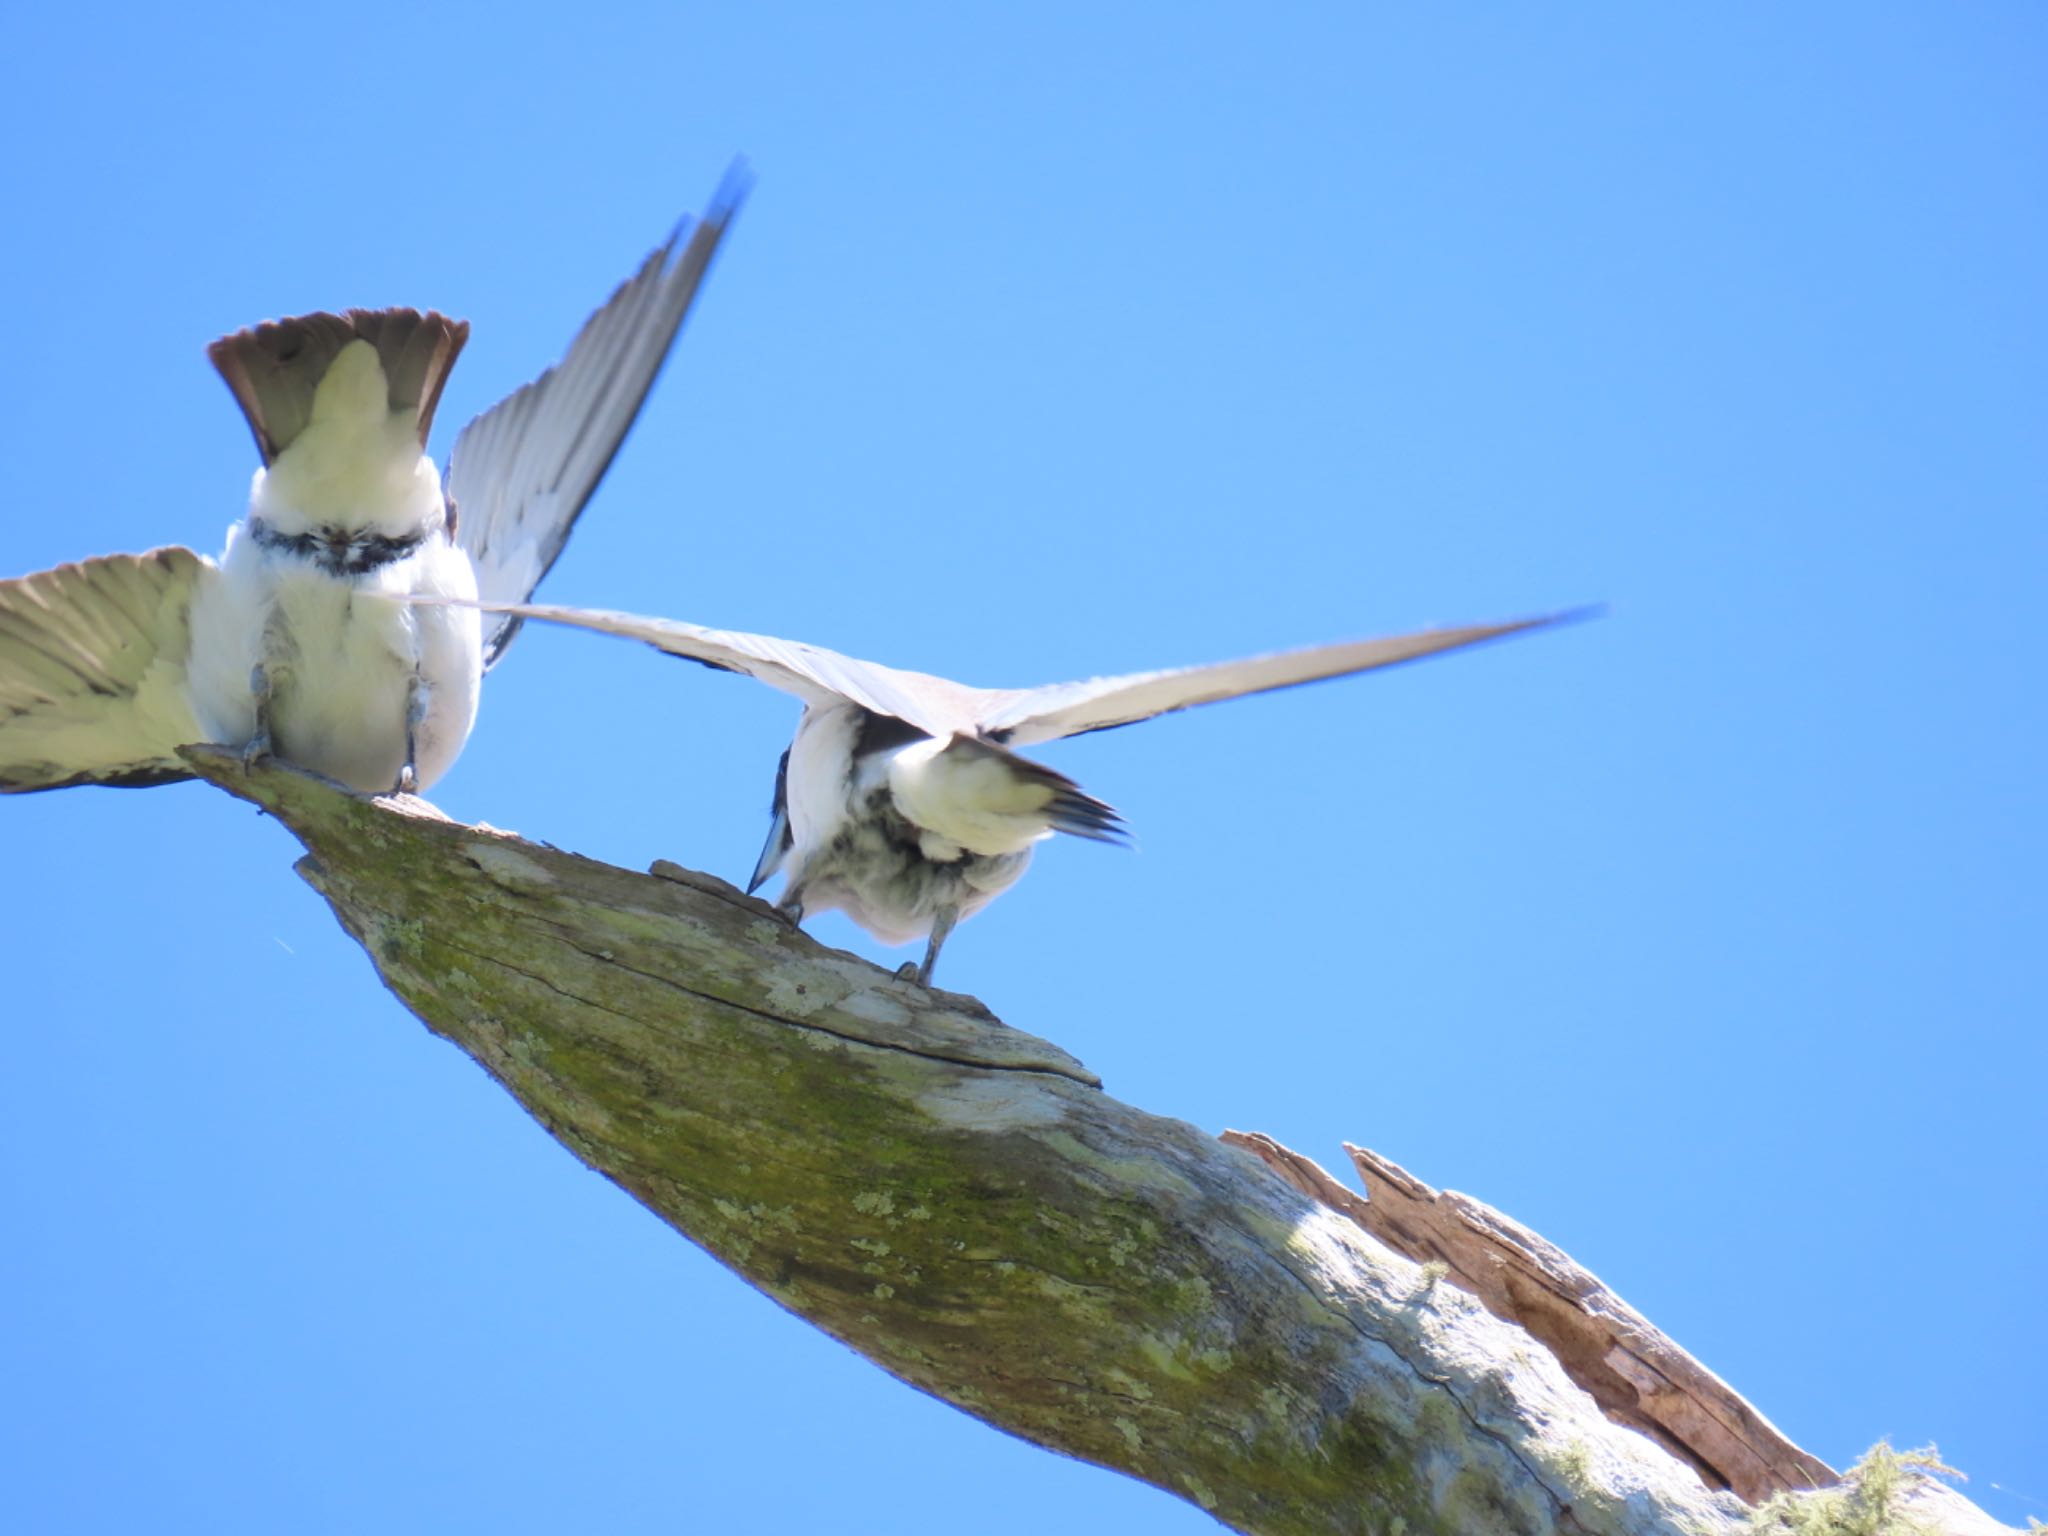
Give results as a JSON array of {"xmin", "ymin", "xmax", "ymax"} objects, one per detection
[{"xmin": 0, "ymin": 161, "xmax": 750, "ymax": 797}]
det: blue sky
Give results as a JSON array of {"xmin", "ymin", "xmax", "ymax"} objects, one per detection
[{"xmin": 2, "ymin": 4, "xmax": 2042, "ymax": 1531}]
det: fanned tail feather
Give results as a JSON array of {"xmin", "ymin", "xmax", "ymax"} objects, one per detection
[{"xmin": 208, "ymin": 308, "xmax": 470, "ymax": 462}]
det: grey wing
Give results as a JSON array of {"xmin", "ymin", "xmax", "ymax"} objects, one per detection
[
  {"xmin": 417, "ymin": 598, "xmax": 993, "ymax": 739},
  {"xmin": 0, "ymin": 548, "xmax": 209, "ymax": 792},
  {"xmin": 448, "ymin": 160, "xmax": 752, "ymax": 670},
  {"xmin": 979, "ymin": 612, "xmax": 1587, "ymax": 746}
]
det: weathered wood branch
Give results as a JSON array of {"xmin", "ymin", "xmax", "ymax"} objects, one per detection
[
  {"xmin": 1217, "ymin": 1134, "xmax": 1833, "ymax": 1504},
  {"xmin": 181, "ymin": 750, "xmax": 2016, "ymax": 1536}
]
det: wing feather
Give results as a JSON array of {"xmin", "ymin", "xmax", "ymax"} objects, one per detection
[
  {"xmin": 978, "ymin": 613, "xmax": 1588, "ymax": 746},
  {"xmin": 450, "ymin": 161, "xmax": 752, "ymax": 669},
  {"xmin": 0, "ymin": 548, "xmax": 208, "ymax": 792},
  {"xmin": 423, "ymin": 598, "xmax": 992, "ymax": 739},
  {"xmin": 408, "ymin": 600, "xmax": 1587, "ymax": 750}
]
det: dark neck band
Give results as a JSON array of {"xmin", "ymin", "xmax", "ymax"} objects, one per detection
[{"xmin": 249, "ymin": 517, "xmax": 432, "ymax": 577}]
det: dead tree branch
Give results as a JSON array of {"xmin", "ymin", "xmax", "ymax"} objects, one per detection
[{"xmin": 182, "ymin": 750, "xmax": 2016, "ymax": 1536}]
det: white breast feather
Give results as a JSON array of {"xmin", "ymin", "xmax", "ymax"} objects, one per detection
[{"xmin": 180, "ymin": 338, "xmax": 483, "ymax": 792}]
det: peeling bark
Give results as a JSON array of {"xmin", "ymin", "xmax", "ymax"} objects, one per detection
[
  {"xmin": 1217, "ymin": 1134, "xmax": 1831, "ymax": 1504},
  {"xmin": 180, "ymin": 750, "xmax": 2017, "ymax": 1536}
]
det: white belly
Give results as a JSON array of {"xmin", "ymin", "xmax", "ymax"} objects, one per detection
[{"xmin": 186, "ymin": 525, "xmax": 483, "ymax": 793}]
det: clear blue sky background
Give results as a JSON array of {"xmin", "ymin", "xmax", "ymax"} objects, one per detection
[{"xmin": 2, "ymin": 5, "xmax": 2041, "ymax": 1531}]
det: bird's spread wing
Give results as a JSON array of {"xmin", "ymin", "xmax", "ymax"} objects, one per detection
[
  {"xmin": 412, "ymin": 600, "xmax": 1586, "ymax": 749},
  {"xmin": 449, "ymin": 161, "xmax": 752, "ymax": 671},
  {"xmin": 977, "ymin": 612, "xmax": 1586, "ymax": 746},
  {"xmin": 0, "ymin": 548, "xmax": 209, "ymax": 792},
  {"xmin": 408, "ymin": 598, "xmax": 993, "ymax": 739}
]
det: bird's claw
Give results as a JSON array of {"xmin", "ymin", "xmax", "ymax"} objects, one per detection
[{"xmin": 394, "ymin": 763, "xmax": 419, "ymax": 795}]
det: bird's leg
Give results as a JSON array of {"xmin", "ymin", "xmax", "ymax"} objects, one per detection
[
  {"xmin": 242, "ymin": 608, "xmax": 292, "ymax": 771},
  {"xmin": 913, "ymin": 905, "xmax": 960, "ymax": 988},
  {"xmin": 395, "ymin": 673, "xmax": 428, "ymax": 795},
  {"xmin": 241, "ymin": 662, "xmax": 275, "ymax": 770}
]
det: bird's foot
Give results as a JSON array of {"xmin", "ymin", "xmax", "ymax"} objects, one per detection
[
  {"xmin": 240, "ymin": 729, "xmax": 272, "ymax": 772},
  {"xmin": 394, "ymin": 763, "xmax": 419, "ymax": 795},
  {"xmin": 895, "ymin": 961, "xmax": 922, "ymax": 982}
]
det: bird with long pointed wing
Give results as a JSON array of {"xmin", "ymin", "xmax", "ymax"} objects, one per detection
[
  {"xmin": 406, "ymin": 597, "xmax": 1579, "ymax": 983},
  {"xmin": 0, "ymin": 162, "xmax": 750, "ymax": 797}
]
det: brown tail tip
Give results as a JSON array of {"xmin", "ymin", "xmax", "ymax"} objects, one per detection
[{"xmin": 208, "ymin": 307, "xmax": 471, "ymax": 463}]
